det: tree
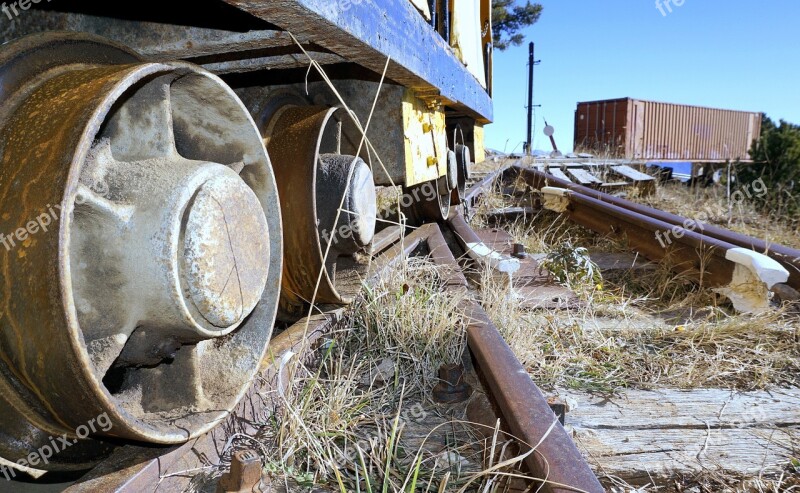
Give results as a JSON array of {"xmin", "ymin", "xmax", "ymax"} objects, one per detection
[
  {"xmin": 737, "ymin": 116, "xmax": 800, "ymax": 216},
  {"xmin": 492, "ymin": 0, "xmax": 543, "ymax": 51}
]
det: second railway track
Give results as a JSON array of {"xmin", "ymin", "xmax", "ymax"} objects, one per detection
[{"xmin": 467, "ymin": 160, "xmax": 800, "ymax": 314}]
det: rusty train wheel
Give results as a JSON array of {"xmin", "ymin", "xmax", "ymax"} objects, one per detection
[
  {"xmin": 0, "ymin": 33, "xmax": 282, "ymax": 471},
  {"xmin": 450, "ymin": 125, "xmax": 473, "ymax": 206},
  {"xmin": 403, "ymin": 154, "xmax": 456, "ymax": 225},
  {"xmin": 403, "ymin": 176, "xmax": 453, "ymax": 225},
  {"xmin": 405, "ymin": 140, "xmax": 458, "ymax": 225},
  {"xmin": 262, "ymin": 104, "xmax": 377, "ymax": 320}
]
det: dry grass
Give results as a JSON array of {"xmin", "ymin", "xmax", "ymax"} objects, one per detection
[
  {"xmin": 642, "ymin": 181, "xmax": 800, "ymax": 250},
  {"xmin": 350, "ymin": 258, "xmax": 468, "ymax": 393},
  {"xmin": 470, "ymin": 171, "xmax": 800, "ymax": 394},
  {"xmin": 203, "ymin": 258, "xmax": 533, "ymax": 492},
  {"xmin": 480, "ymin": 263, "xmax": 800, "ymax": 394},
  {"xmin": 485, "ymin": 211, "xmax": 607, "ymax": 255},
  {"xmin": 598, "ymin": 253, "xmax": 720, "ymax": 310},
  {"xmin": 468, "ymin": 166, "xmax": 800, "ymax": 491}
]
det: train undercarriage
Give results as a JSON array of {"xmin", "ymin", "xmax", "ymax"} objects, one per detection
[{"xmin": 0, "ymin": 0, "xmax": 493, "ymax": 479}]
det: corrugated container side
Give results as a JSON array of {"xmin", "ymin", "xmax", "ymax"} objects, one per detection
[
  {"xmin": 574, "ymin": 98, "xmax": 631, "ymax": 157},
  {"xmin": 574, "ymin": 99, "xmax": 761, "ymax": 162}
]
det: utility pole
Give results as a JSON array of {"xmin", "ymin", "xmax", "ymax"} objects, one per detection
[{"xmin": 525, "ymin": 42, "xmax": 541, "ymax": 155}]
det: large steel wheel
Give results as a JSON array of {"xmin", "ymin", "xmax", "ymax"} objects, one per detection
[
  {"xmin": 403, "ymin": 176, "xmax": 453, "ymax": 224},
  {"xmin": 0, "ymin": 33, "xmax": 282, "ymax": 471},
  {"xmin": 262, "ymin": 104, "xmax": 377, "ymax": 320},
  {"xmin": 403, "ymin": 152, "xmax": 457, "ymax": 225},
  {"xmin": 450, "ymin": 125, "xmax": 472, "ymax": 206}
]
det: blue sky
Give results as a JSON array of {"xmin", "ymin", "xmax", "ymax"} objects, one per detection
[{"xmin": 485, "ymin": 0, "xmax": 799, "ymax": 153}]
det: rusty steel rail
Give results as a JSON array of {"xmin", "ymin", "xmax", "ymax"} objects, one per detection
[
  {"xmin": 548, "ymin": 187, "xmax": 740, "ymax": 287},
  {"xmin": 463, "ymin": 305, "xmax": 603, "ymax": 493},
  {"xmin": 424, "ymin": 223, "xmax": 604, "ymax": 493},
  {"xmin": 513, "ymin": 164, "xmax": 800, "ymax": 290},
  {"xmin": 538, "ymin": 186, "xmax": 788, "ymax": 312}
]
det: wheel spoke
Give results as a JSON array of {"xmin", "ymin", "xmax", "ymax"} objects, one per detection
[
  {"xmin": 100, "ymin": 75, "xmax": 177, "ymax": 161},
  {"xmin": 72, "ymin": 139, "xmax": 139, "ymax": 376},
  {"xmin": 119, "ymin": 343, "xmax": 204, "ymax": 415},
  {"xmin": 230, "ymin": 160, "xmax": 246, "ymax": 174},
  {"xmin": 75, "ymin": 182, "xmax": 135, "ymax": 226},
  {"xmin": 85, "ymin": 323, "xmax": 138, "ymax": 378}
]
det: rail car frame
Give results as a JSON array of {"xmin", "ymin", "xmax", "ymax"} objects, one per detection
[
  {"xmin": 1, "ymin": 0, "xmax": 493, "ymax": 191},
  {"xmin": 1, "ymin": 0, "xmax": 492, "ymax": 121}
]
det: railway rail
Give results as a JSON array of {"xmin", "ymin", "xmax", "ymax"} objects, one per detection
[
  {"xmin": 469, "ymin": 162, "xmax": 799, "ymax": 314},
  {"xmin": 515, "ymin": 165, "xmax": 800, "ymax": 291}
]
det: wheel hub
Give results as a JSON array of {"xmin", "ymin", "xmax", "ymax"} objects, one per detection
[{"xmin": 182, "ymin": 169, "xmax": 270, "ymax": 330}]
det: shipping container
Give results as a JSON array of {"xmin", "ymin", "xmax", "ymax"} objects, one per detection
[{"xmin": 574, "ymin": 98, "xmax": 762, "ymax": 162}]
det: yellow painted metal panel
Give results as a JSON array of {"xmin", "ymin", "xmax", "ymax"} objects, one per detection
[
  {"xmin": 473, "ymin": 123, "xmax": 486, "ymax": 164},
  {"xmin": 403, "ymin": 92, "xmax": 448, "ymax": 186}
]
